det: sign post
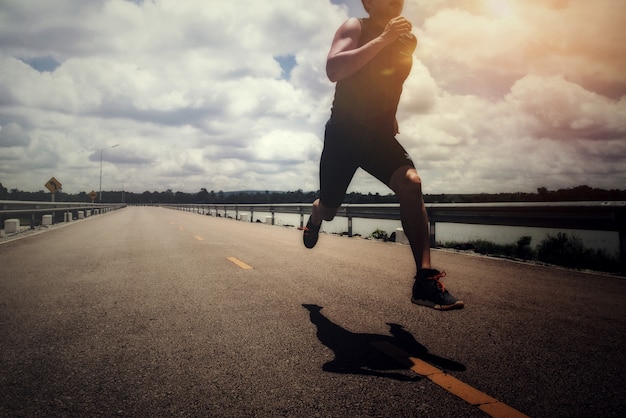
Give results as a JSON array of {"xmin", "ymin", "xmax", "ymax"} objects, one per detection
[
  {"xmin": 45, "ymin": 177, "xmax": 62, "ymax": 202},
  {"xmin": 45, "ymin": 177, "xmax": 62, "ymax": 224}
]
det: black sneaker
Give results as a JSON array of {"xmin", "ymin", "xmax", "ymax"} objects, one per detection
[
  {"xmin": 303, "ymin": 217, "xmax": 321, "ymax": 249},
  {"xmin": 411, "ymin": 269, "xmax": 464, "ymax": 311}
]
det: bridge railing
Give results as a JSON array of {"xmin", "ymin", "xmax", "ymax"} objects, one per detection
[
  {"xmin": 0, "ymin": 200, "xmax": 127, "ymax": 228},
  {"xmin": 164, "ymin": 201, "xmax": 625, "ymax": 269}
]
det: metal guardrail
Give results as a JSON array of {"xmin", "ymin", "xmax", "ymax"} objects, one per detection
[
  {"xmin": 164, "ymin": 201, "xmax": 625, "ymax": 230},
  {"xmin": 165, "ymin": 201, "xmax": 626, "ymax": 269},
  {"xmin": 0, "ymin": 200, "xmax": 127, "ymax": 226},
  {"xmin": 4, "ymin": 200, "xmax": 622, "ymax": 268}
]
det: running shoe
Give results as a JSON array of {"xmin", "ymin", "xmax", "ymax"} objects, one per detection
[
  {"xmin": 303, "ymin": 217, "xmax": 321, "ymax": 249},
  {"xmin": 411, "ymin": 269, "xmax": 464, "ymax": 311}
]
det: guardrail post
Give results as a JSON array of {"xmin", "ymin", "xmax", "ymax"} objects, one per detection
[
  {"xmin": 343, "ymin": 206, "xmax": 353, "ymax": 236},
  {"xmin": 427, "ymin": 208, "xmax": 437, "ymax": 247},
  {"xmin": 618, "ymin": 208, "xmax": 625, "ymax": 273},
  {"xmin": 429, "ymin": 220, "xmax": 436, "ymax": 247},
  {"xmin": 619, "ymin": 227, "xmax": 626, "ymax": 274},
  {"xmin": 348, "ymin": 216, "xmax": 353, "ymax": 237}
]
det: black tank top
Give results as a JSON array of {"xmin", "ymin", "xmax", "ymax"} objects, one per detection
[{"xmin": 330, "ymin": 18, "xmax": 417, "ymax": 136}]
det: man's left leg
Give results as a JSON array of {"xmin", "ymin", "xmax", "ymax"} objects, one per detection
[
  {"xmin": 389, "ymin": 166, "xmax": 431, "ymax": 270},
  {"xmin": 389, "ymin": 166, "xmax": 464, "ymax": 310}
]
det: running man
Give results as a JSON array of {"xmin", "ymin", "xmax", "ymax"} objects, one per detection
[{"xmin": 303, "ymin": 0, "xmax": 463, "ymax": 311}]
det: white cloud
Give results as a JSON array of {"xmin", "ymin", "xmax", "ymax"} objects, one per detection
[
  {"xmin": 0, "ymin": 122, "xmax": 30, "ymax": 147},
  {"xmin": 0, "ymin": 0, "xmax": 624, "ymax": 196},
  {"xmin": 509, "ymin": 75, "xmax": 626, "ymax": 140}
]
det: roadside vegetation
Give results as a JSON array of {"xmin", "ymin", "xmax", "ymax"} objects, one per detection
[
  {"xmin": 438, "ymin": 233, "xmax": 621, "ymax": 275},
  {"xmin": 367, "ymin": 228, "xmax": 620, "ymax": 275}
]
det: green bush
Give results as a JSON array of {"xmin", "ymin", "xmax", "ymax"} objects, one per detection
[
  {"xmin": 515, "ymin": 236, "xmax": 534, "ymax": 259},
  {"xmin": 537, "ymin": 233, "xmax": 584, "ymax": 267},
  {"xmin": 370, "ymin": 228, "xmax": 389, "ymax": 241},
  {"xmin": 537, "ymin": 232, "xmax": 620, "ymax": 272},
  {"xmin": 472, "ymin": 239, "xmax": 515, "ymax": 257}
]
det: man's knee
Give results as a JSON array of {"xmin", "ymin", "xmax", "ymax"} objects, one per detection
[{"xmin": 391, "ymin": 167, "xmax": 423, "ymax": 196}]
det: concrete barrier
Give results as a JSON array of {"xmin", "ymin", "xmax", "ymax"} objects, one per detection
[
  {"xmin": 265, "ymin": 216, "xmax": 273, "ymax": 225},
  {"xmin": 4, "ymin": 219, "xmax": 19, "ymax": 233},
  {"xmin": 239, "ymin": 213, "xmax": 249, "ymax": 222},
  {"xmin": 394, "ymin": 227, "xmax": 409, "ymax": 245},
  {"xmin": 78, "ymin": 211, "xmax": 85, "ymax": 219},
  {"xmin": 42, "ymin": 215, "xmax": 52, "ymax": 226}
]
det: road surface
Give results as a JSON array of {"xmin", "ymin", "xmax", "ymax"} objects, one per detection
[{"xmin": 1, "ymin": 206, "xmax": 624, "ymax": 417}]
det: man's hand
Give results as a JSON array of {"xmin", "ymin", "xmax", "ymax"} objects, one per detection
[{"xmin": 380, "ymin": 16, "xmax": 413, "ymax": 42}]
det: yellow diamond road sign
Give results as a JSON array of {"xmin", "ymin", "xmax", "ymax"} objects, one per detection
[
  {"xmin": 45, "ymin": 177, "xmax": 62, "ymax": 193},
  {"xmin": 89, "ymin": 190, "xmax": 97, "ymax": 200}
]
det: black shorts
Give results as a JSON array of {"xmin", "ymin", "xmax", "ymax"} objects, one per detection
[{"xmin": 319, "ymin": 119, "xmax": 415, "ymax": 209}]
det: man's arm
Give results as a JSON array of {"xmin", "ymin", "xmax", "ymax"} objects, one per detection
[{"xmin": 326, "ymin": 16, "xmax": 413, "ymax": 82}]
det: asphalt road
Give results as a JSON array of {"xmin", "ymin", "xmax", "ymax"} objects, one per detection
[{"xmin": 1, "ymin": 206, "xmax": 624, "ymax": 417}]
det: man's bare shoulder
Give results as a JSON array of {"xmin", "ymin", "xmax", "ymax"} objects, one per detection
[{"xmin": 336, "ymin": 17, "xmax": 362, "ymax": 38}]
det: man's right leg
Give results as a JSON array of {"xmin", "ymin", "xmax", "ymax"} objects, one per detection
[
  {"xmin": 303, "ymin": 199, "xmax": 339, "ymax": 249},
  {"xmin": 305, "ymin": 120, "xmax": 358, "ymax": 249},
  {"xmin": 311, "ymin": 199, "xmax": 339, "ymax": 225}
]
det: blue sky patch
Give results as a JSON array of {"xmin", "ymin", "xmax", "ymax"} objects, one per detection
[
  {"xmin": 274, "ymin": 54, "xmax": 297, "ymax": 80},
  {"xmin": 21, "ymin": 56, "xmax": 61, "ymax": 73}
]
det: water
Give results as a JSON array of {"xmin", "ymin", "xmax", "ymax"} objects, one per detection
[{"xmin": 226, "ymin": 210, "xmax": 620, "ymax": 256}]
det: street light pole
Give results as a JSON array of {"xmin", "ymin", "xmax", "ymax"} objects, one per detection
[{"xmin": 99, "ymin": 144, "xmax": 119, "ymax": 201}]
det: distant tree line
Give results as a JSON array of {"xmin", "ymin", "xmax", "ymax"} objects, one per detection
[
  {"xmin": 1, "ymin": 183, "xmax": 625, "ymax": 204},
  {"xmin": 426, "ymin": 185, "xmax": 626, "ymax": 203}
]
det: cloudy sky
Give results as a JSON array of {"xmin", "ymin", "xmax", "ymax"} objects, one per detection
[{"xmin": 1, "ymin": 0, "xmax": 625, "ymax": 196}]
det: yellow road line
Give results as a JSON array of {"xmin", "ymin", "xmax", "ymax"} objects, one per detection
[
  {"xmin": 227, "ymin": 257, "xmax": 253, "ymax": 270},
  {"xmin": 371, "ymin": 341, "xmax": 528, "ymax": 418},
  {"xmin": 193, "ymin": 235, "xmax": 204, "ymax": 241}
]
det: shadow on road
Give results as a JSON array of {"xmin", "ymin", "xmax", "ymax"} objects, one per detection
[{"xmin": 302, "ymin": 304, "xmax": 465, "ymax": 381}]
